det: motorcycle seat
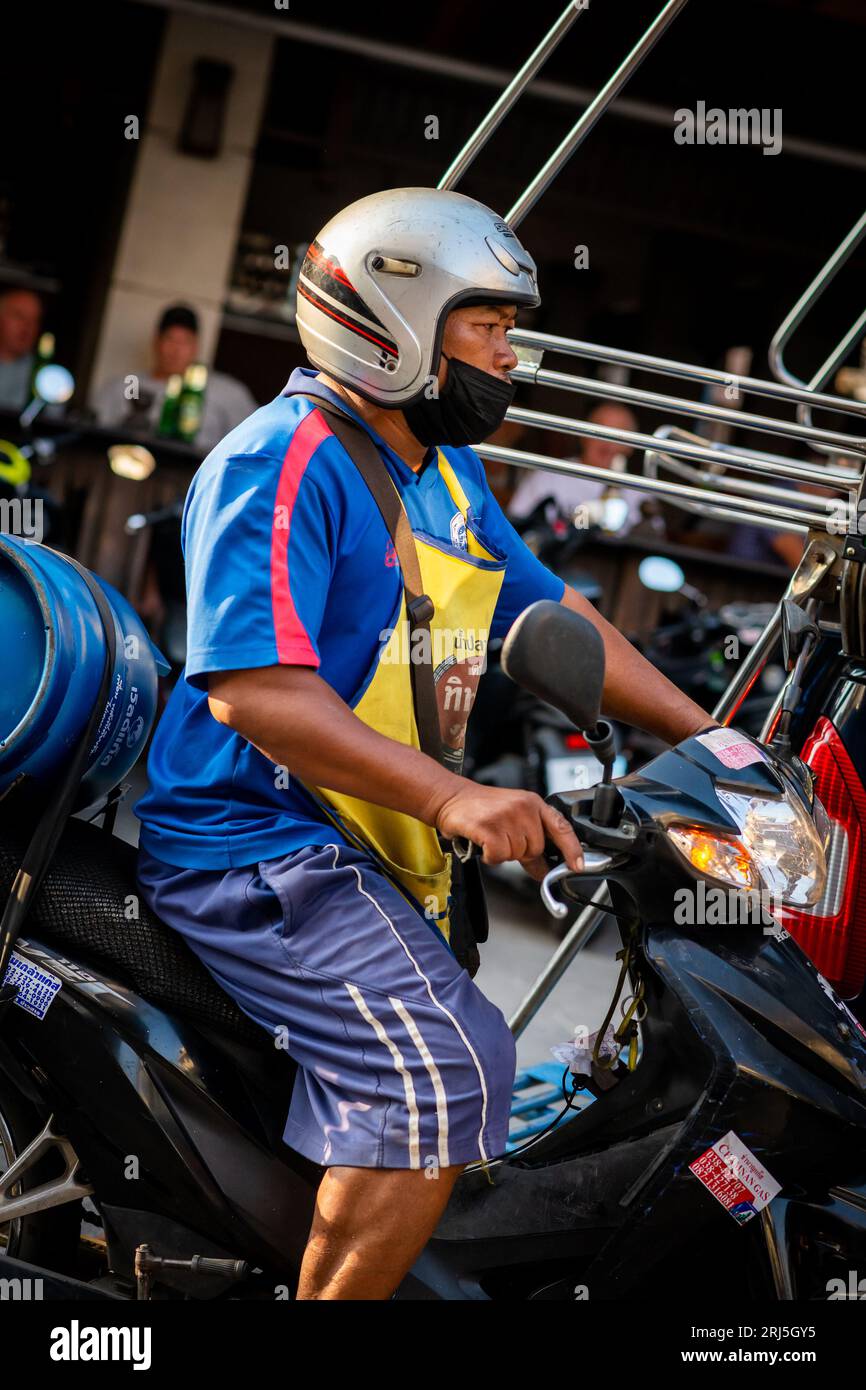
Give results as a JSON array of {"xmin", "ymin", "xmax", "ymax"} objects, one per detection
[{"xmin": 0, "ymin": 816, "xmax": 270, "ymax": 1050}]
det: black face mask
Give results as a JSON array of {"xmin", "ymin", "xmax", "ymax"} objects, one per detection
[{"xmin": 403, "ymin": 353, "xmax": 515, "ymax": 448}]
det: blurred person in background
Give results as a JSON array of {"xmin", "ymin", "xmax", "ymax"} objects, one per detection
[
  {"xmin": 507, "ymin": 400, "xmax": 646, "ymax": 533},
  {"xmin": 0, "ymin": 287, "xmax": 43, "ymax": 411},
  {"xmin": 91, "ymin": 303, "xmax": 257, "ymax": 453},
  {"xmin": 726, "ymin": 518, "xmax": 804, "ymax": 570},
  {"xmin": 724, "ymin": 459, "xmax": 825, "ymax": 571}
]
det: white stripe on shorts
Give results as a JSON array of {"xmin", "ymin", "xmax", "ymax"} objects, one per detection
[
  {"xmin": 328, "ymin": 845, "xmax": 491, "ymax": 1164},
  {"xmin": 389, "ymin": 996, "xmax": 450, "ymax": 1170},
  {"xmin": 344, "ymin": 981, "xmax": 421, "ymax": 1168}
]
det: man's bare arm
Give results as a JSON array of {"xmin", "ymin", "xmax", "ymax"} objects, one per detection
[
  {"xmin": 560, "ymin": 586, "xmax": 714, "ymax": 744},
  {"xmin": 207, "ymin": 666, "xmax": 583, "ymax": 876}
]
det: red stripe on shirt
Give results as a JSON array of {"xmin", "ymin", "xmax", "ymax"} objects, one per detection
[{"xmin": 270, "ymin": 406, "xmax": 333, "ymax": 664}]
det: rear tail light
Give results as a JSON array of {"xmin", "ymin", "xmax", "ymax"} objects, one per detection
[
  {"xmin": 777, "ymin": 716, "xmax": 866, "ymax": 998},
  {"xmin": 564, "ymin": 732, "xmax": 589, "ymax": 750}
]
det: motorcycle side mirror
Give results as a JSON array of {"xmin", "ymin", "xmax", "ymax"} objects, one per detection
[
  {"xmin": 18, "ymin": 363, "xmax": 76, "ymax": 430},
  {"xmin": 638, "ymin": 555, "xmax": 685, "ymax": 593},
  {"xmin": 501, "ymin": 600, "xmax": 605, "ymax": 734},
  {"xmin": 33, "ymin": 363, "xmax": 75, "ymax": 405},
  {"xmin": 781, "ymin": 599, "xmax": 817, "ymax": 672}
]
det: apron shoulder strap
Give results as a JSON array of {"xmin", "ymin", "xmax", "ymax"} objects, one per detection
[
  {"xmin": 295, "ymin": 393, "xmax": 444, "ymax": 766},
  {"xmin": 436, "ymin": 451, "xmax": 473, "ymax": 518}
]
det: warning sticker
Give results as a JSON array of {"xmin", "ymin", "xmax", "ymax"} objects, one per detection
[
  {"xmin": 696, "ymin": 727, "xmax": 766, "ymax": 770},
  {"xmin": 689, "ymin": 1131, "xmax": 781, "ymax": 1223},
  {"xmin": 2, "ymin": 953, "xmax": 62, "ymax": 1020}
]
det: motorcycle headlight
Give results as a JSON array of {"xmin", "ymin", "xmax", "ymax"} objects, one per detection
[
  {"xmin": 667, "ymin": 825, "xmax": 759, "ymax": 891},
  {"xmin": 667, "ymin": 784, "xmax": 828, "ymax": 907}
]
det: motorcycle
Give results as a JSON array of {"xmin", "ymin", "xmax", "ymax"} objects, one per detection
[{"xmin": 0, "ymin": 596, "xmax": 863, "ymax": 1302}]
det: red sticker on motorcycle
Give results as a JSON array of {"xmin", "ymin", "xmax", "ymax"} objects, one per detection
[
  {"xmin": 696, "ymin": 728, "xmax": 766, "ymax": 770},
  {"xmin": 689, "ymin": 1131, "xmax": 781, "ymax": 1223}
]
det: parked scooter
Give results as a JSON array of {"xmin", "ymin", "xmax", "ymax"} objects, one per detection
[
  {"xmin": 635, "ymin": 554, "xmax": 784, "ymax": 741},
  {"xmin": 0, "ymin": 587, "xmax": 863, "ymax": 1301}
]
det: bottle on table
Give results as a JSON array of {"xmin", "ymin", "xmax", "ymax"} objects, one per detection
[
  {"xmin": 176, "ymin": 364, "xmax": 208, "ymax": 444},
  {"xmin": 157, "ymin": 374, "xmax": 183, "ymax": 437},
  {"xmin": 28, "ymin": 332, "xmax": 55, "ymax": 403}
]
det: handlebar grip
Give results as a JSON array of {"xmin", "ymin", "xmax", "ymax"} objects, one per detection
[
  {"xmin": 190, "ymin": 1256, "xmax": 249, "ymax": 1278},
  {"xmin": 452, "ymin": 837, "xmax": 566, "ymax": 865}
]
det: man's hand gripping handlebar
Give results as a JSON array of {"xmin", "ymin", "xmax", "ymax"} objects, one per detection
[{"xmin": 431, "ymin": 783, "xmax": 584, "ymax": 884}]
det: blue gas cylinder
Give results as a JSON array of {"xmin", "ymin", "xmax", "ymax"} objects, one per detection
[{"xmin": 0, "ymin": 535, "xmax": 169, "ymax": 806}]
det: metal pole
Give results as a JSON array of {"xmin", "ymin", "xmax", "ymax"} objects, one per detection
[
  {"xmin": 509, "ymin": 327, "xmax": 866, "ymax": 422},
  {"xmin": 511, "ymin": 361, "xmax": 866, "ymax": 458},
  {"xmin": 508, "ymin": 883, "xmax": 611, "ymax": 1040},
  {"xmin": 506, "ymin": 0, "xmax": 690, "ymax": 228},
  {"xmin": 644, "ymin": 448, "xmax": 838, "ymax": 513},
  {"xmin": 437, "ymin": 3, "xmax": 587, "ymax": 192},
  {"xmin": 769, "ymin": 209, "xmax": 866, "ymax": 391},
  {"xmin": 711, "ymin": 608, "xmax": 783, "ymax": 726},
  {"xmin": 711, "ymin": 541, "xmax": 838, "ymax": 724},
  {"xmin": 794, "ymin": 305, "xmax": 866, "ymax": 440},
  {"xmin": 677, "ymin": 502, "xmax": 807, "ymax": 534},
  {"xmin": 477, "ymin": 441, "xmax": 825, "ymax": 531},
  {"xmin": 646, "ymin": 423, "xmax": 861, "ymax": 481},
  {"xmin": 503, "ymin": 405, "xmax": 854, "ymax": 491}
]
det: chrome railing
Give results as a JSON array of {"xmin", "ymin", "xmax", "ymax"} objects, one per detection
[
  {"xmin": 434, "ymin": 0, "xmax": 866, "ymax": 536},
  {"xmin": 442, "ymin": 0, "xmax": 866, "ymax": 1035}
]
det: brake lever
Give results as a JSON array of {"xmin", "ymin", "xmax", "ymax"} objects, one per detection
[{"xmin": 541, "ymin": 852, "xmax": 615, "ymax": 919}]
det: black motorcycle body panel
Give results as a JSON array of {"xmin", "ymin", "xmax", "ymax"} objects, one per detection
[{"xmin": 0, "ymin": 935, "xmax": 318, "ymax": 1285}]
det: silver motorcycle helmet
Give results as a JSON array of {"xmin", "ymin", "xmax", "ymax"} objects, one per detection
[{"xmin": 295, "ymin": 187, "xmax": 540, "ymax": 409}]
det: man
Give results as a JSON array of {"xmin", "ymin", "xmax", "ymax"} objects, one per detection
[
  {"xmin": 134, "ymin": 188, "xmax": 712, "ymax": 1300},
  {"xmin": 726, "ymin": 511, "xmax": 804, "ymax": 570},
  {"xmin": 91, "ymin": 303, "xmax": 257, "ymax": 453},
  {"xmin": 0, "ymin": 287, "xmax": 43, "ymax": 411},
  {"xmin": 508, "ymin": 401, "xmax": 646, "ymax": 532}
]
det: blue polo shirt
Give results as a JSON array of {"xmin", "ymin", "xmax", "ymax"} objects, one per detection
[{"xmin": 134, "ymin": 368, "xmax": 565, "ymax": 868}]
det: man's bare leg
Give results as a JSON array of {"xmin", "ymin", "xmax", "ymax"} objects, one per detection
[{"xmin": 296, "ymin": 1163, "xmax": 465, "ymax": 1300}]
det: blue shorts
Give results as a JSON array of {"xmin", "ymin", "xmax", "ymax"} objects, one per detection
[{"xmin": 136, "ymin": 841, "xmax": 517, "ymax": 1171}]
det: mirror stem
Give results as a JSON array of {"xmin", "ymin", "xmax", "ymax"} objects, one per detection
[
  {"xmin": 771, "ymin": 628, "xmax": 817, "ymax": 760},
  {"xmin": 583, "ymin": 719, "xmax": 618, "ymax": 825}
]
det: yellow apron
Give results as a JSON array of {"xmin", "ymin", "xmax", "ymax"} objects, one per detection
[{"xmin": 303, "ymin": 452, "xmax": 506, "ymax": 943}]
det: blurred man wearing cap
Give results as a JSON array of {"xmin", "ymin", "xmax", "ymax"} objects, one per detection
[{"xmin": 91, "ymin": 303, "xmax": 257, "ymax": 453}]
